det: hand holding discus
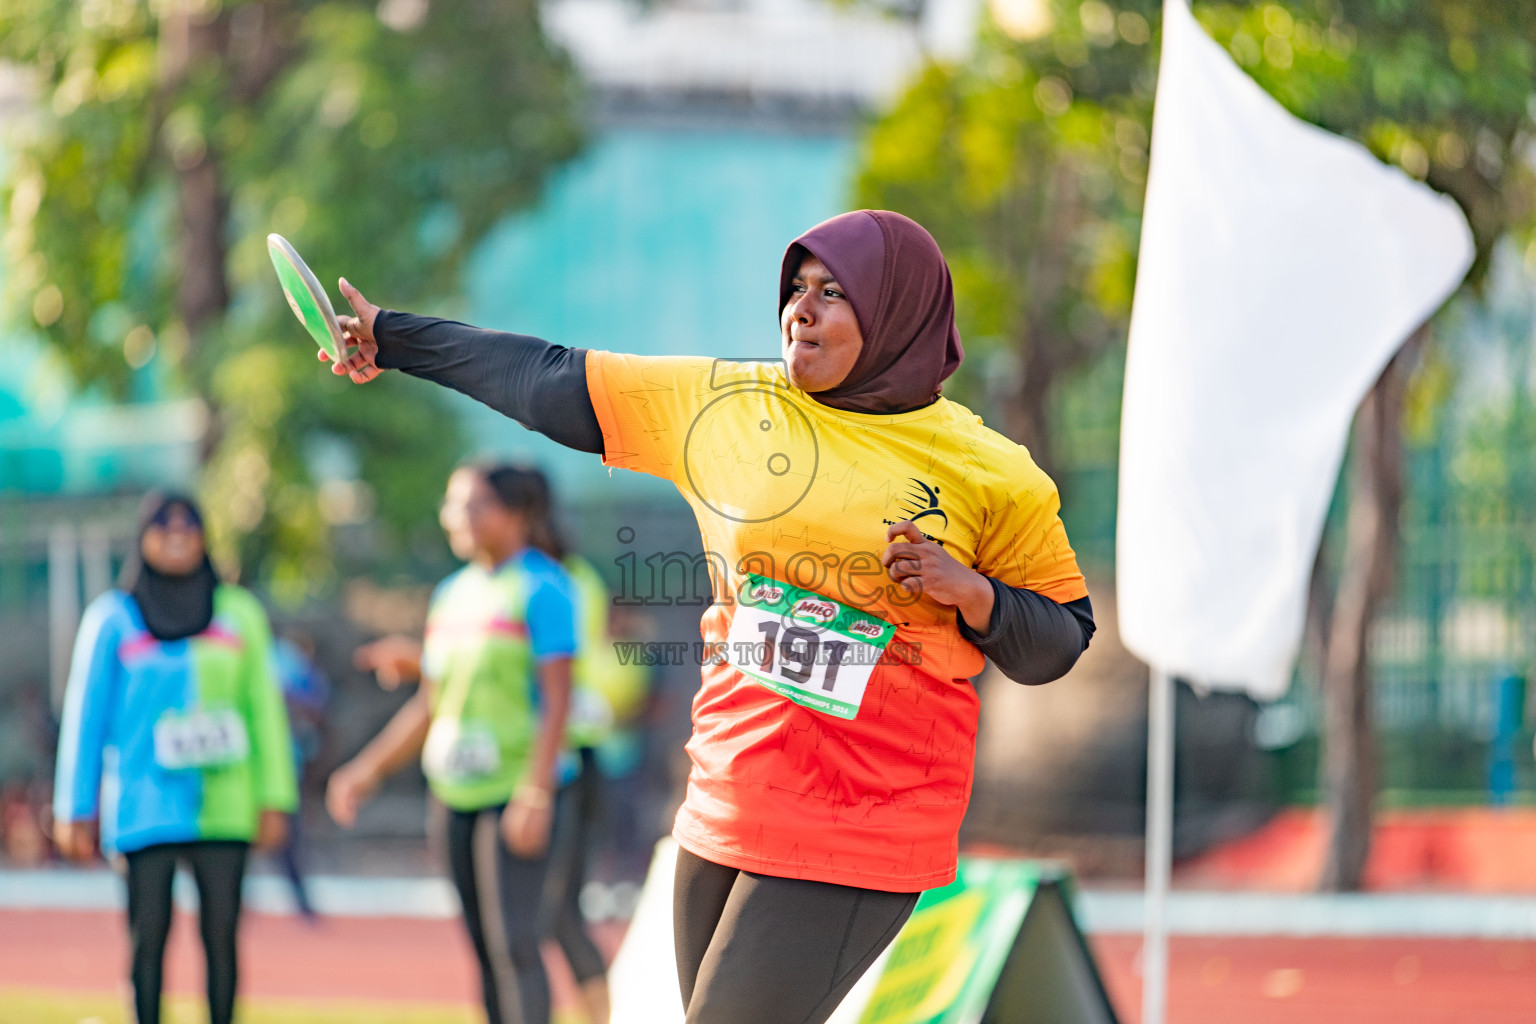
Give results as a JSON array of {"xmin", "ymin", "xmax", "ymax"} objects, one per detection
[
  {"xmin": 324, "ymin": 278, "xmax": 385, "ymax": 384},
  {"xmin": 264, "ymin": 233, "xmax": 383, "ymax": 384},
  {"xmin": 881, "ymin": 520, "xmax": 997, "ymax": 635}
]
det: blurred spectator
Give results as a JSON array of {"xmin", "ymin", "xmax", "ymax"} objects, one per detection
[
  {"xmin": 52, "ymin": 492, "xmax": 295, "ymax": 1024},
  {"xmin": 0, "ymin": 682, "xmax": 58, "ymax": 866},
  {"xmin": 328, "ymin": 464, "xmax": 577, "ymax": 1024},
  {"xmin": 1, "ymin": 783, "xmax": 48, "ymax": 867},
  {"xmin": 272, "ymin": 632, "xmax": 331, "ymax": 922},
  {"xmin": 546, "ymin": 554, "xmax": 656, "ymax": 1023}
]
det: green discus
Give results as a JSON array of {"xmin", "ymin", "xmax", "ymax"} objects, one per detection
[{"xmin": 267, "ymin": 233, "xmax": 346, "ymax": 363}]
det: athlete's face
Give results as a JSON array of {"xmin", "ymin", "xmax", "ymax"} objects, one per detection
[
  {"xmin": 140, "ymin": 504, "xmax": 206, "ymax": 576},
  {"xmin": 439, "ymin": 470, "xmax": 528, "ymax": 564},
  {"xmin": 782, "ymin": 254, "xmax": 864, "ymax": 393}
]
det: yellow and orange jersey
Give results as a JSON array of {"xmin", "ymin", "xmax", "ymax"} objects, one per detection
[{"xmin": 587, "ymin": 352, "xmax": 1086, "ymax": 891}]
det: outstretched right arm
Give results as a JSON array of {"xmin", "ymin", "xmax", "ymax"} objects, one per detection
[{"xmin": 328, "ymin": 280, "xmax": 602, "ymax": 453}]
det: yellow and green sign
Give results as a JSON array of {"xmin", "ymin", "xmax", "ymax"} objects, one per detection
[{"xmin": 857, "ymin": 860, "xmax": 1119, "ymax": 1024}]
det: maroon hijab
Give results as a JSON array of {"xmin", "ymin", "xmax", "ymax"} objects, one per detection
[{"xmin": 778, "ymin": 210, "xmax": 964, "ymax": 414}]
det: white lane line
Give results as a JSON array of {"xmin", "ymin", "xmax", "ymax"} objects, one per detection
[
  {"xmin": 5, "ymin": 870, "xmax": 1536, "ymax": 938},
  {"xmin": 0, "ymin": 869, "xmax": 459, "ymax": 918},
  {"xmin": 1076, "ymin": 891, "xmax": 1536, "ymax": 939}
]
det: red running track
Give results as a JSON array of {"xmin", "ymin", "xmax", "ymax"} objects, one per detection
[{"xmin": 1, "ymin": 909, "xmax": 1532, "ymax": 1022}]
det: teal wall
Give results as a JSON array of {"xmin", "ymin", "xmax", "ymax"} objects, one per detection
[
  {"xmin": 0, "ymin": 344, "xmax": 59, "ymax": 493},
  {"xmin": 0, "ymin": 338, "xmax": 188, "ymax": 496}
]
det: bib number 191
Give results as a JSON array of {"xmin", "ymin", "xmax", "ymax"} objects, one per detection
[
  {"xmin": 724, "ymin": 574, "xmax": 896, "ymax": 721},
  {"xmin": 752, "ymin": 621, "xmax": 850, "ymax": 691}
]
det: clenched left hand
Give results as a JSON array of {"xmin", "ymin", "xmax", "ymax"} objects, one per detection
[{"xmin": 881, "ymin": 521, "xmax": 996, "ymax": 634}]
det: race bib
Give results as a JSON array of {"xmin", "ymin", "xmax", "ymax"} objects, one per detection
[
  {"xmin": 725, "ymin": 574, "xmax": 897, "ymax": 720},
  {"xmin": 153, "ymin": 709, "xmax": 249, "ymax": 771},
  {"xmin": 422, "ymin": 721, "xmax": 502, "ymax": 783}
]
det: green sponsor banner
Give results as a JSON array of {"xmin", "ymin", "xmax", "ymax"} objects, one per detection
[
  {"xmin": 605, "ymin": 843, "xmax": 1119, "ymax": 1024},
  {"xmin": 856, "ymin": 859, "xmax": 1119, "ymax": 1024}
]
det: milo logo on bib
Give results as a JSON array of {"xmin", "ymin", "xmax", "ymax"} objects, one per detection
[
  {"xmin": 727, "ymin": 573, "xmax": 898, "ymax": 721},
  {"xmin": 790, "ymin": 598, "xmax": 837, "ymax": 625},
  {"xmin": 749, "ymin": 582, "xmax": 784, "ymax": 604}
]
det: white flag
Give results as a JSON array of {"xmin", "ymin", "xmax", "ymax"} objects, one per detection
[{"xmin": 1115, "ymin": 0, "xmax": 1474, "ymax": 699}]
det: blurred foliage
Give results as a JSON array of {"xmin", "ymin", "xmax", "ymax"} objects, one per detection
[
  {"xmin": 1402, "ymin": 246, "xmax": 1536, "ymax": 607},
  {"xmin": 857, "ymin": 0, "xmax": 1536, "ymax": 475},
  {"xmin": 857, "ymin": 0, "xmax": 1156, "ymax": 474},
  {"xmin": 0, "ymin": 0, "xmax": 584, "ymax": 599}
]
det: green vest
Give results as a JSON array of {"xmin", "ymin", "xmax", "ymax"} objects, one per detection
[{"xmin": 420, "ymin": 563, "xmax": 536, "ymax": 810}]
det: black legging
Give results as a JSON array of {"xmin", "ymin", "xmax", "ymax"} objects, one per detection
[
  {"xmin": 437, "ymin": 801, "xmax": 558, "ymax": 1024},
  {"xmin": 544, "ymin": 749, "xmax": 607, "ymax": 986},
  {"xmin": 673, "ymin": 847, "xmax": 919, "ymax": 1024},
  {"xmin": 124, "ymin": 840, "xmax": 248, "ymax": 1024}
]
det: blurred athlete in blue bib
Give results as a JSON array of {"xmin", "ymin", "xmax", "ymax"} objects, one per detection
[{"xmin": 54, "ymin": 493, "xmax": 297, "ymax": 1024}]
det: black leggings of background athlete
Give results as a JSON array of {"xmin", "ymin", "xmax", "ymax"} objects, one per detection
[
  {"xmin": 373, "ymin": 310, "xmax": 1094, "ymax": 684},
  {"xmin": 125, "ymin": 839, "xmax": 248, "ymax": 1024},
  {"xmin": 672, "ymin": 846, "xmax": 919, "ymax": 1024},
  {"xmin": 435, "ymin": 798, "xmax": 561, "ymax": 1024}
]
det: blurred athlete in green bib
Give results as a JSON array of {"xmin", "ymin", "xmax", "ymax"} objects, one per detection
[
  {"xmin": 347, "ymin": 467, "xmax": 634, "ymax": 1024},
  {"xmin": 328, "ymin": 464, "xmax": 576, "ymax": 1024}
]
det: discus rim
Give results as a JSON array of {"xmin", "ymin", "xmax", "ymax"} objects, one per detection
[{"xmin": 267, "ymin": 232, "xmax": 346, "ymax": 363}]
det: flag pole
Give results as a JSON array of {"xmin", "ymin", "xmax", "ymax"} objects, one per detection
[{"xmin": 1143, "ymin": 666, "xmax": 1175, "ymax": 1024}]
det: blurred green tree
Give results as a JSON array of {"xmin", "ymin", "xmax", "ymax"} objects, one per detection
[
  {"xmin": 856, "ymin": 1, "xmax": 1155, "ymax": 478},
  {"xmin": 860, "ymin": 0, "xmax": 1535, "ymax": 889},
  {"xmin": 1, "ymin": 0, "xmax": 583, "ymax": 598},
  {"xmin": 859, "ymin": 0, "xmax": 1534, "ymax": 471}
]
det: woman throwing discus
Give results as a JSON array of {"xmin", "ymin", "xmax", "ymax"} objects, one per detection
[
  {"xmin": 327, "ymin": 463, "xmax": 576, "ymax": 1024},
  {"xmin": 53, "ymin": 493, "xmax": 296, "ymax": 1024},
  {"xmin": 324, "ymin": 211, "xmax": 1094, "ymax": 1024}
]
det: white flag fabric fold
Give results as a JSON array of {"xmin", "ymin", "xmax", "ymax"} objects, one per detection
[{"xmin": 1115, "ymin": 0, "xmax": 1474, "ymax": 699}]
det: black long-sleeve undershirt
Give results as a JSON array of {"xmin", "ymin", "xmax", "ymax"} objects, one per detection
[
  {"xmin": 960, "ymin": 582, "xmax": 1095, "ymax": 686},
  {"xmin": 373, "ymin": 310, "xmax": 1093, "ymax": 685},
  {"xmin": 375, "ymin": 310, "xmax": 604, "ymax": 453}
]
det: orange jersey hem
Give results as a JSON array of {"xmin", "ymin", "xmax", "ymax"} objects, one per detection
[{"xmin": 671, "ymin": 823, "xmax": 956, "ymax": 894}]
